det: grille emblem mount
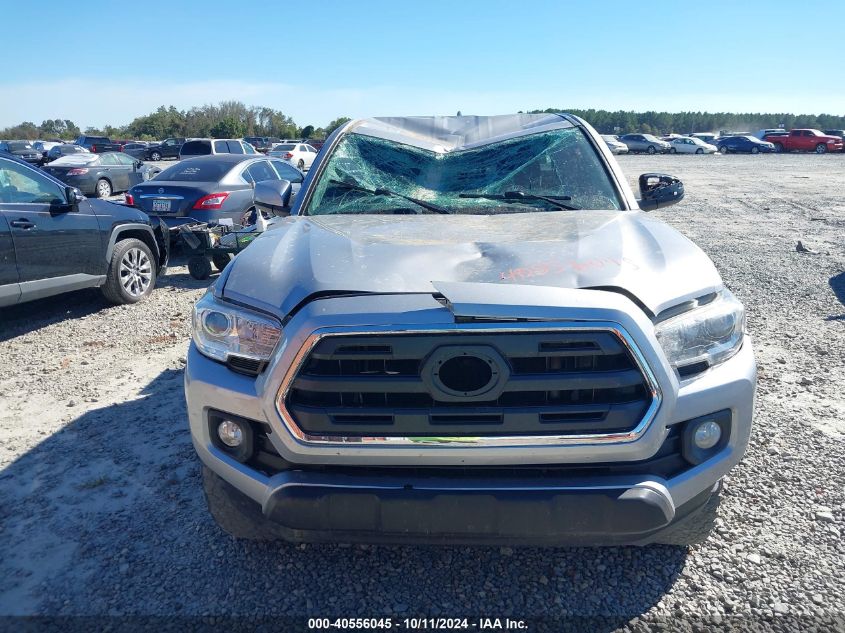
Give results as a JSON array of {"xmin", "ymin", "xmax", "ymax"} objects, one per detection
[{"xmin": 422, "ymin": 345, "xmax": 509, "ymax": 402}]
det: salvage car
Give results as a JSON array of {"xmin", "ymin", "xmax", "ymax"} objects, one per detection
[
  {"xmin": 267, "ymin": 142, "xmax": 318, "ymax": 171},
  {"xmin": 0, "ymin": 140, "xmax": 42, "ymax": 164},
  {"xmin": 44, "ymin": 152, "xmax": 160, "ymax": 198},
  {"xmin": 618, "ymin": 133, "xmax": 670, "ymax": 154},
  {"xmin": 668, "ymin": 136, "xmax": 718, "ymax": 154},
  {"xmin": 32, "ymin": 141, "xmax": 62, "ymax": 165},
  {"xmin": 185, "ymin": 113, "xmax": 756, "ymax": 546},
  {"xmin": 765, "ymin": 129, "xmax": 843, "ymax": 153},
  {"xmin": 689, "ymin": 133, "xmax": 719, "ymax": 145},
  {"xmin": 716, "ymin": 135, "xmax": 775, "ymax": 154},
  {"xmin": 73, "ymin": 135, "xmax": 123, "ymax": 153},
  {"xmin": 128, "ymin": 138, "xmax": 186, "ymax": 162},
  {"xmin": 179, "ymin": 138, "xmax": 258, "ymax": 160},
  {"xmin": 0, "ymin": 153, "xmax": 168, "ymax": 306},
  {"xmin": 126, "ymin": 154, "xmax": 304, "ymax": 228},
  {"xmin": 45, "ymin": 143, "xmax": 89, "ymax": 163}
]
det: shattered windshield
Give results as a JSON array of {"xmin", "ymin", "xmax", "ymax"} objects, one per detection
[{"xmin": 304, "ymin": 128, "xmax": 623, "ymax": 215}]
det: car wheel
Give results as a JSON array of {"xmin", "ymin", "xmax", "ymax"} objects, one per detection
[
  {"xmin": 669, "ymin": 147, "xmax": 676, "ymax": 154},
  {"xmin": 774, "ymin": 143, "xmax": 784, "ymax": 153},
  {"xmin": 212, "ymin": 253, "xmax": 233, "ymax": 272},
  {"xmin": 297, "ymin": 159, "xmax": 305, "ymax": 171},
  {"xmin": 150, "ymin": 151, "xmax": 162, "ymax": 161},
  {"xmin": 647, "ymin": 145, "xmax": 656, "ymax": 154},
  {"xmin": 95, "ymin": 178, "xmax": 112, "ymax": 198},
  {"xmin": 719, "ymin": 146, "xmax": 728, "ymax": 154},
  {"xmin": 101, "ymin": 238, "xmax": 156, "ymax": 304},
  {"xmin": 815, "ymin": 143, "xmax": 827, "ymax": 154},
  {"xmin": 202, "ymin": 466, "xmax": 282, "ymax": 540},
  {"xmin": 695, "ymin": 148, "xmax": 703, "ymax": 154},
  {"xmin": 750, "ymin": 146, "xmax": 759, "ymax": 154},
  {"xmin": 187, "ymin": 256, "xmax": 212, "ymax": 280}
]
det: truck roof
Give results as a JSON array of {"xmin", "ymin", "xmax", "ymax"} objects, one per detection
[{"xmin": 340, "ymin": 114, "xmax": 577, "ymax": 153}]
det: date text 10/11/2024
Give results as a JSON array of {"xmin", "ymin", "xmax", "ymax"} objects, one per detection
[{"xmin": 307, "ymin": 617, "xmax": 528, "ymax": 630}]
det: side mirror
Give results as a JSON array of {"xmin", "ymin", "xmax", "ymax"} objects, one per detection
[
  {"xmin": 254, "ymin": 179, "xmax": 292, "ymax": 215},
  {"xmin": 638, "ymin": 173, "xmax": 684, "ymax": 211},
  {"xmin": 53, "ymin": 186, "xmax": 84, "ymax": 213}
]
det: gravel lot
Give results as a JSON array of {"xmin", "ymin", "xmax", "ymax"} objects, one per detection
[{"xmin": 1, "ymin": 153, "xmax": 843, "ymax": 631}]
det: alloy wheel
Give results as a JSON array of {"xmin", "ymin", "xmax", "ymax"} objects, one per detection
[
  {"xmin": 119, "ymin": 248, "xmax": 152, "ymax": 297},
  {"xmin": 97, "ymin": 179, "xmax": 112, "ymax": 198}
]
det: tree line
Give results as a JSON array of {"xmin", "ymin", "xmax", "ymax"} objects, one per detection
[
  {"xmin": 3, "ymin": 103, "xmax": 844, "ymax": 142},
  {"xmin": 0, "ymin": 102, "xmax": 351, "ymax": 142},
  {"xmin": 527, "ymin": 108, "xmax": 845, "ymax": 135}
]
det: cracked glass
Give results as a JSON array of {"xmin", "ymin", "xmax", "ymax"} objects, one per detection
[{"xmin": 305, "ymin": 128, "xmax": 623, "ymax": 215}]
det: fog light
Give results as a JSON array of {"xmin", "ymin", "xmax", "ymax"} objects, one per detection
[
  {"xmin": 682, "ymin": 410, "xmax": 731, "ymax": 466},
  {"xmin": 217, "ymin": 420, "xmax": 243, "ymax": 447},
  {"xmin": 693, "ymin": 419, "xmax": 722, "ymax": 449}
]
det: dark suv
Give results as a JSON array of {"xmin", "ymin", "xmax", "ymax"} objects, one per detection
[
  {"xmin": 142, "ymin": 138, "xmax": 186, "ymax": 161},
  {"xmin": 0, "ymin": 154, "xmax": 169, "ymax": 307},
  {"xmin": 0, "ymin": 141, "xmax": 42, "ymax": 164}
]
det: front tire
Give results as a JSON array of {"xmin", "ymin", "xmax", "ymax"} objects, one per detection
[
  {"xmin": 719, "ymin": 146, "xmax": 728, "ymax": 154},
  {"xmin": 750, "ymin": 146, "xmax": 759, "ymax": 154},
  {"xmin": 647, "ymin": 145, "xmax": 656, "ymax": 154},
  {"xmin": 774, "ymin": 142, "xmax": 784, "ymax": 153},
  {"xmin": 150, "ymin": 151, "xmax": 162, "ymax": 161},
  {"xmin": 695, "ymin": 148, "xmax": 703, "ymax": 154},
  {"xmin": 815, "ymin": 143, "xmax": 827, "ymax": 154},
  {"xmin": 101, "ymin": 238, "xmax": 156, "ymax": 304},
  {"xmin": 297, "ymin": 159, "xmax": 305, "ymax": 170},
  {"xmin": 669, "ymin": 147, "xmax": 677, "ymax": 154},
  {"xmin": 95, "ymin": 178, "xmax": 112, "ymax": 198},
  {"xmin": 202, "ymin": 466, "xmax": 281, "ymax": 540}
]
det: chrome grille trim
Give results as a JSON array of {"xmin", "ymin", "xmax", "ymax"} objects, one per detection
[{"xmin": 274, "ymin": 322, "xmax": 662, "ymax": 447}]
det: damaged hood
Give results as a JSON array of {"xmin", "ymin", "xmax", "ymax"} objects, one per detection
[{"xmin": 221, "ymin": 211, "xmax": 722, "ymax": 318}]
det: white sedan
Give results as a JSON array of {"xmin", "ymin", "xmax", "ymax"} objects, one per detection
[
  {"xmin": 268, "ymin": 142, "xmax": 319, "ymax": 171},
  {"xmin": 669, "ymin": 136, "xmax": 718, "ymax": 154}
]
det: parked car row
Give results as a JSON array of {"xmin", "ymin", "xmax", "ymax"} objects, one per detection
[{"xmin": 601, "ymin": 128, "xmax": 844, "ymax": 155}]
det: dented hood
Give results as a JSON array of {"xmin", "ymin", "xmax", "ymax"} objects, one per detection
[{"xmin": 221, "ymin": 211, "xmax": 722, "ymax": 319}]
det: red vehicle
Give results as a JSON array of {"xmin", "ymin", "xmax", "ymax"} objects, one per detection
[{"xmin": 764, "ymin": 129, "xmax": 843, "ymax": 153}]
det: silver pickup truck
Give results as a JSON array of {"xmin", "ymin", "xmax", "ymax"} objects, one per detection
[{"xmin": 184, "ymin": 113, "xmax": 756, "ymax": 545}]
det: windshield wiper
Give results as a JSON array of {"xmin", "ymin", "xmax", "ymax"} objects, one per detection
[
  {"xmin": 458, "ymin": 191, "xmax": 580, "ymax": 211},
  {"xmin": 329, "ymin": 178, "xmax": 451, "ymax": 214}
]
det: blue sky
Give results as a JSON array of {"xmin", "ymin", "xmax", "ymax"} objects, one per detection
[{"xmin": 2, "ymin": 0, "xmax": 843, "ymax": 129}]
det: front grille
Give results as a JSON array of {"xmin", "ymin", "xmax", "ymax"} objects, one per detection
[{"xmin": 283, "ymin": 330, "xmax": 654, "ymax": 438}]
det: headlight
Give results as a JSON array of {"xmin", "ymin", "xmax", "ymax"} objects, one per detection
[
  {"xmin": 191, "ymin": 292, "xmax": 282, "ymax": 363},
  {"xmin": 655, "ymin": 290, "xmax": 745, "ymax": 374}
]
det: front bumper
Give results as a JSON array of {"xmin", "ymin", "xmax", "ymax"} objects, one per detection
[
  {"xmin": 257, "ymin": 470, "xmax": 716, "ymax": 545},
  {"xmin": 186, "ymin": 290, "xmax": 756, "ymax": 544}
]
